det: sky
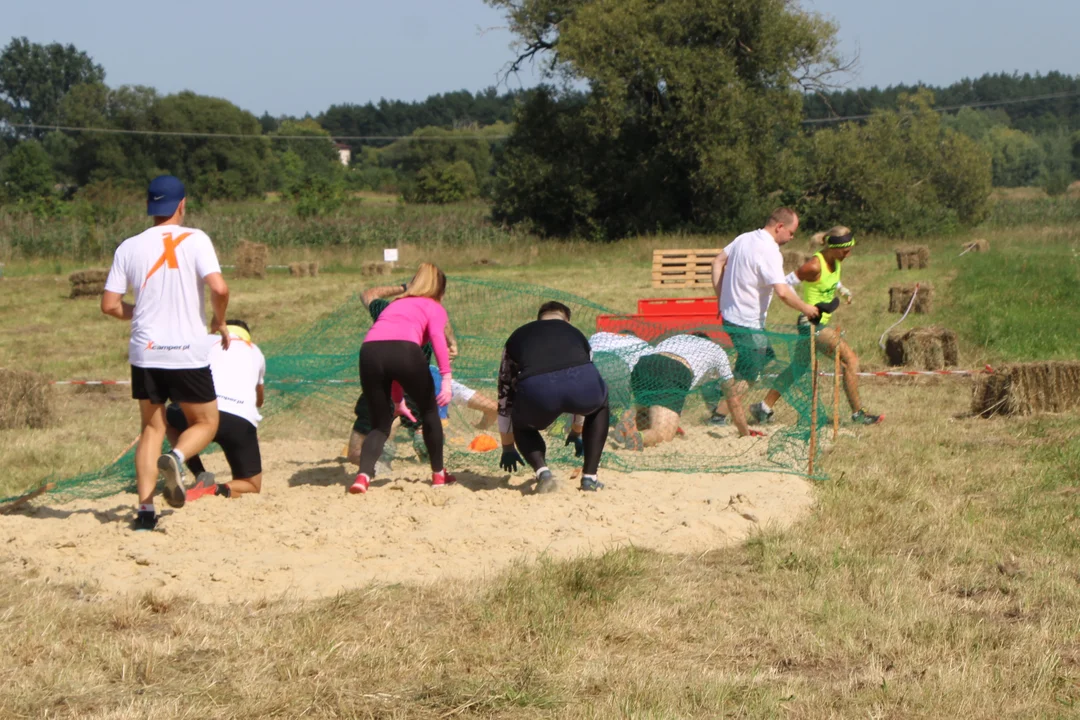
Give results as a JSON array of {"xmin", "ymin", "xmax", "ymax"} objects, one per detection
[{"xmin": 6, "ymin": 0, "xmax": 1078, "ymax": 118}]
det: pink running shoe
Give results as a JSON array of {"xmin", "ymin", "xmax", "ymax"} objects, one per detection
[
  {"xmin": 348, "ymin": 473, "xmax": 371, "ymax": 494},
  {"xmin": 432, "ymin": 469, "xmax": 457, "ymax": 487}
]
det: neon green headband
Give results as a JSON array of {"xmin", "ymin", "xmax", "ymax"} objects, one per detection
[
  {"xmin": 826, "ymin": 232, "xmax": 855, "ymax": 249},
  {"xmin": 227, "ymin": 325, "xmax": 251, "ymax": 343}
]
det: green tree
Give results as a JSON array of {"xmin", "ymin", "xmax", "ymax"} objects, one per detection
[
  {"xmin": 406, "ymin": 160, "xmax": 480, "ymax": 204},
  {"xmin": 940, "ymin": 107, "xmax": 1011, "ymax": 142},
  {"xmin": 1, "ymin": 140, "xmax": 55, "ymax": 202},
  {"xmin": 271, "ymin": 119, "xmax": 342, "ymax": 192},
  {"xmin": 1073, "ymin": 130, "xmax": 1080, "ymax": 178},
  {"xmin": 0, "ymin": 37, "xmax": 105, "ymax": 136},
  {"xmin": 986, "ymin": 126, "xmax": 1045, "ymax": 187},
  {"xmin": 486, "ymin": 0, "xmax": 847, "ymax": 238},
  {"xmin": 797, "ymin": 92, "xmax": 991, "ymax": 235},
  {"xmin": 381, "ymin": 123, "xmax": 503, "ymax": 198}
]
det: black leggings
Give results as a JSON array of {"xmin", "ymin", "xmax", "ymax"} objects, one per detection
[
  {"xmin": 357, "ymin": 340, "xmax": 443, "ymax": 477},
  {"xmin": 515, "ymin": 404, "xmax": 609, "ymax": 476}
]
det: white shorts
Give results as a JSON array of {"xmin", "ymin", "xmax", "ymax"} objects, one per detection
[{"xmin": 451, "ymin": 380, "xmax": 476, "ymax": 405}]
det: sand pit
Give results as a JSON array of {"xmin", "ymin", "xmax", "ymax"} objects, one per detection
[{"xmin": 0, "ymin": 438, "xmax": 813, "ymax": 603}]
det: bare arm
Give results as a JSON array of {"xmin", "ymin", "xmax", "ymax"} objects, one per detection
[
  {"xmin": 100, "ymin": 291, "xmax": 134, "ymax": 320},
  {"xmin": 205, "ymin": 272, "xmax": 231, "ymax": 349},
  {"xmin": 710, "ymin": 250, "xmax": 728, "ymax": 299},
  {"xmin": 774, "ymin": 283, "xmax": 819, "ymax": 320},
  {"xmin": 360, "ymin": 282, "xmax": 407, "ymax": 309},
  {"xmin": 445, "ymin": 322, "xmax": 459, "ymax": 359},
  {"xmin": 256, "ymin": 384, "xmax": 264, "ymax": 409},
  {"xmin": 720, "ymin": 379, "xmax": 754, "ymax": 437}
]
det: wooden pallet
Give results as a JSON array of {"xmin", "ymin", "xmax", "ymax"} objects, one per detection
[{"xmin": 651, "ymin": 248, "xmax": 719, "ymax": 288}]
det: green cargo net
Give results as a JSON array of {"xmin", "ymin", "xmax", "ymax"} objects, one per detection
[{"xmin": 10, "ymin": 277, "xmax": 827, "ymax": 505}]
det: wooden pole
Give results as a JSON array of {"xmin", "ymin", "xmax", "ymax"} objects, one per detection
[
  {"xmin": 808, "ymin": 325, "xmax": 819, "ymax": 476},
  {"xmin": 833, "ymin": 335, "xmax": 842, "ymax": 441}
]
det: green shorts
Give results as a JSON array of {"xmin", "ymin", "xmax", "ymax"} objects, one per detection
[
  {"xmin": 631, "ymin": 354, "xmax": 694, "ymax": 414},
  {"xmin": 724, "ymin": 321, "xmax": 776, "ymax": 383}
]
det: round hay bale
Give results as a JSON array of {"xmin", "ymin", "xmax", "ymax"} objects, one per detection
[
  {"xmin": 888, "ymin": 282, "xmax": 934, "ymax": 314},
  {"xmin": 895, "ymin": 245, "xmax": 930, "ymax": 270},
  {"xmin": 884, "ymin": 326, "xmax": 958, "ymax": 370},
  {"xmin": 69, "ymin": 269, "xmax": 109, "ymax": 299},
  {"xmin": 0, "ymin": 368, "xmax": 53, "ymax": 430},
  {"xmin": 289, "ymin": 262, "xmax": 309, "ymax": 278},
  {"xmin": 234, "ymin": 239, "xmax": 268, "ymax": 279},
  {"xmin": 308, "ymin": 261, "xmax": 320, "ymax": 278},
  {"xmin": 782, "ymin": 250, "xmax": 810, "ymax": 274}
]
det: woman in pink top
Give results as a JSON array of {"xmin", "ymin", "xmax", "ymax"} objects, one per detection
[{"xmin": 350, "ymin": 263, "xmax": 454, "ymax": 494}]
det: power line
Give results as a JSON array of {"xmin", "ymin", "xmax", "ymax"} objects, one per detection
[
  {"xmin": 5, "ymin": 89, "xmax": 1078, "ymax": 138},
  {"xmin": 802, "ymin": 89, "xmax": 1080, "ymax": 125}
]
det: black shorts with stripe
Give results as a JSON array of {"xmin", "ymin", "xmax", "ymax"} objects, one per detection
[{"xmin": 166, "ymin": 404, "xmax": 262, "ymax": 480}]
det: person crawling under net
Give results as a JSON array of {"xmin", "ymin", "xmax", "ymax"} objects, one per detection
[{"xmin": 612, "ymin": 332, "xmax": 759, "ymax": 450}]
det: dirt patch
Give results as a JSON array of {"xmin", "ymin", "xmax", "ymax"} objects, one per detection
[{"xmin": 0, "ymin": 438, "xmax": 814, "ymax": 603}]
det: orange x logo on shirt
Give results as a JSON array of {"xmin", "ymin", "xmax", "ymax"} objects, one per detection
[{"xmin": 141, "ymin": 232, "xmax": 192, "ymax": 289}]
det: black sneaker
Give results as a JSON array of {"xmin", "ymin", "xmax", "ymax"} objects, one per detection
[
  {"xmin": 851, "ymin": 409, "xmax": 883, "ymax": 425},
  {"xmin": 749, "ymin": 402, "xmax": 774, "ymax": 425},
  {"xmin": 535, "ymin": 470, "xmax": 559, "ymax": 494},
  {"xmin": 580, "ymin": 475, "xmax": 604, "ymax": 492},
  {"xmin": 133, "ymin": 510, "xmax": 157, "ymax": 532},
  {"xmin": 708, "ymin": 412, "xmax": 728, "ymax": 427},
  {"xmin": 158, "ymin": 452, "xmax": 187, "ymax": 509}
]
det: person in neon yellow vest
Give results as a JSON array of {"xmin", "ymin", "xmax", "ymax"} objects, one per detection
[{"xmin": 751, "ymin": 226, "xmax": 882, "ymax": 426}]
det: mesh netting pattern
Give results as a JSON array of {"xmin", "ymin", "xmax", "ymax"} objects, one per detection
[{"xmin": 11, "ymin": 277, "xmax": 826, "ymax": 505}]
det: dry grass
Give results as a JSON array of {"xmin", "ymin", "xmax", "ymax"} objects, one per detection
[
  {"xmin": 0, "ymin": 222, "xmax": 1077, "ymax": 717},
  {"xmin": 0, "ymin": 367, "xmax": 52, "ymax": 429}
]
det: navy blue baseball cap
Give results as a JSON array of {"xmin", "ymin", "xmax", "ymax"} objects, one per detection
[{"xmin": 147, "ymin": 175, "xmax": 185, "ymax": 216}]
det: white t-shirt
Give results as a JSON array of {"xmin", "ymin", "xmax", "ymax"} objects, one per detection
[
  {"xmin": 105, "ymin": 224, "xmax": 222, "ymax": 369},
  {"xmin": 719, "ymin": 228, "xmax": 786, "ymax": 329},
  {"xmin": 589, "ymin": 332, "xmax": 651, "ymax": 370},
  {"xmin": 207, "ymin": 336, "xmax": 266, "ymax": 427},
  {"xmin": 649, "ymin": 335, "xmax": 733, "ymax": 387}
]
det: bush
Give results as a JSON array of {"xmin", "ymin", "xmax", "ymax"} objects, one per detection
[
  {"xmin": 405, "ymin": 160, "xmax": 479, "ymax": 204},
  {"xmin": 294, "ymin": 176, "xmax": 344, "ymax": 219},
  {"xmin": 1, "ymin": 141, "xmax": 55, "ymax": 203},
  {"xmin": 1043, "ymin": 168, "xmax": 1072, "ymax": 197}
]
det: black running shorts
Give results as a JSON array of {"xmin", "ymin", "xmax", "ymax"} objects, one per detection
[
  {"xmin": 131, "ymin": 365, "xmax": 216, "ymax": 405},
  {"xmin": 166, "ymin": 405, "xmax": 262, "ymax": 479}
]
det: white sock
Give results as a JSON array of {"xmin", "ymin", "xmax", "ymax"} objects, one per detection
[
  {"xmin": 582, "ymin": 474, "xmax": 597, "ymax": 481},
  {"xmin": 535, "ymin": 466, "xmax": 549, "ymax": 479},
  {"xmin": 171, "ymin": 449, "xmax": 186, "ymax": 464},
  {"xmin": 760, "ymin": 401, "xmax": 772, "ymax": 413},
  {"xmin": 138, "ymin": 503, "xmax": 154, "ymax": 514}
]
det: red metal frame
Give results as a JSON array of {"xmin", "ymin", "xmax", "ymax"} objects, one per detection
[{"xmin": 636, "ymin": 297, "xmax": 718, "ymax": 316}]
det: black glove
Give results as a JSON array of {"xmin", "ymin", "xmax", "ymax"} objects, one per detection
[
  {"xmin": 809, "ymin": 299, "xmax": 840, "ymax": 325},
  {"xmin": 566, "ymin": 431, "xmax": 584, "ymax": 457},
  {"xmin": 499, "ymin": 446, "xmax": 525, "ymax": 472}
]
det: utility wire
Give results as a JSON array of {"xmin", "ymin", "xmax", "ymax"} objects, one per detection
[{"xmin": 4, "ymin": 89, "xmax": 1078, "ymax": 139}]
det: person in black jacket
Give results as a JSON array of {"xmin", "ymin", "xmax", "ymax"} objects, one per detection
[{"xmin": 497, "ymin": 301, "xmax": 610, "ymax": 493}]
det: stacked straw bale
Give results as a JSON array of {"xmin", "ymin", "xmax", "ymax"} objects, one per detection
[
  {"xmin": 888, "ymin": 282, "xmax": 934, "ymax": 314},
  {"xmin": 885, "ymin": 326, "xmax": 959, "ymax": 370},
  {"xmin": 895, "ymin": 245, "xmax": 930, "ymax": 270},
  {"xmin": 69, "ymin": 269, "xmax": 108, "ymax": 299},
  {"xmin": 0, "ymin": 368, "xmax": 52, "ymax": 429},
  {"xmin": 288, "ymin": 261, "xmax": 320, "ymax": 278},
  {"xmin": 973, "ymin": 362, "xmax": 1080, "ymax": 418},
  {"xmin": 234, "ymin": 240, "xmax": 268, "ymax": 279},
  {"xmin": 361, "ymin": 261, "xmax": 391, "ymax": 277}
]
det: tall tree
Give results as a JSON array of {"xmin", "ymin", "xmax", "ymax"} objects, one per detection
[
  {"xmin": 0, "ymin": 37, "xmax": 105, "ymax": 137},
  {"xmin": 1, "ymin": 139, "xmax": 55, "ymax": 202}
]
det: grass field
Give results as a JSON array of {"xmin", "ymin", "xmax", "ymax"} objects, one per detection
[{"xmin": 0, "ymin": 206, "xmax": 1078, "ymax": 717}]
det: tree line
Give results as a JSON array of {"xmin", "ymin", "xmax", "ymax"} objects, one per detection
[{"xmin": 2, "ymin": 8, "xmax": 1079, "ymax": 238}]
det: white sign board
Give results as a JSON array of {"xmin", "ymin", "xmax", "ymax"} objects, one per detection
[{"xmin": 383, "ymin": 248, "xmax": 399, "ymax": 263}]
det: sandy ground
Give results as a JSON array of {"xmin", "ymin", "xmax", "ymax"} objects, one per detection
[{"xmin": 0, "ymin": 437, "xmax": 814, "ymax": 603}]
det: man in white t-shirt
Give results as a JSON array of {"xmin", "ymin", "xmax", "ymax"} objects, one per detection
[
  {"xmin": 708, "ymin": 207, "xmax": 820, "ymax": 424},
  {"xmin": 589, "ymin": 330, "xmax": 651, "ymax": 419},
  {"xmin": 101, "ymin": 175, "xmax": 230, "ymax": 531},
  {"xmin": 166, "ymin": 320, "xmax": 266, "ymax": 499},
  {"xmin": 611, "ymin": 333, "xmax": 759, "ymax": 450}
]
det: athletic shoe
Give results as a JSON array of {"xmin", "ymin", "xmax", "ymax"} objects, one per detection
[
  {"xmin": 133, "ymin": 510, "xmax": 157, "ymax": 532},
  {"xmin": 348, "ymin": 473, "xmax": 371, "ymax": 494},
  {"xmin": 612, "ymin": 410, "xmax": 637, "ymax": 447},
  {"xmin": 185, "ymin": 472, "xmax": 217, "ymax": 502},
  {"xmin": 749, "ymin": 402, "xmax": 774, "ymax": 425},
  {"xmin": 536, "ymin": 470, "xmax": 559, "ymax": 494},
  {"xmin": 621, "ymin": 430, "xmax": 644, "ymax": 451},
  {"xmin": 708, "ymin": 412, "xmax": 728, "ymax": 427},
  {"xmin": 432, "ymin": 469, "xmax": 457, "ymax": 487},
  {"xmin": 851, "ymin": 409, "xmax": 883, "ymax": 425},
  {"xmin": 158, "ymin": 453, "xmax": 186, "ymax": 509},
  {"xmin": 580, "ymin": 476, "xmax": 605, "ymax": 492}
]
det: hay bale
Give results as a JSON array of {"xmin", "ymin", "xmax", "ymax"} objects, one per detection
[
  {"xmin": 888, "ymin": 282, "xmax": 934, "ymax": 314},
  {"xmin": 0, "ymin": 368, "xmax": 52, "ymax": 430},
  {"xmin": 361, "ymin": 261, "xmax": 391, "ymax": 277},
  {"xmin": 69, "ymin": 269, "xmax": 108, "ymax": 299},
  {"xmin": 895, "ymin": 245, "xmax": 930, "ymax": 270},
  {"xmin": 782, "ymin": 250, "xmax": 810, "ymax": 274},
  {"xmin": 289, "ymin": 262, "xmax": 309, "ymax": 278},
  {"xmin": 308, "ymin": 261, "xmax": 319, "ymax": 278},
  {"xmin": 884, "ymin": 326, "xmax": 959, "ymax": 370},
  {"xmin": 234, "ymin": 240, "xmax": 268, "ymax": 279},
  {"xmin": 972, "ymin": 362, "xmax": 1080, "ymax": 418},
  {"xmin": 961, "ymin": 239, "xmax": 990, "ymax": 253}
]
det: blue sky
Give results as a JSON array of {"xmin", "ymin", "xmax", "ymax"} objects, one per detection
[{"xmin": 7, "ymin": 0, "xmax": 1077, "ymax": 117}]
